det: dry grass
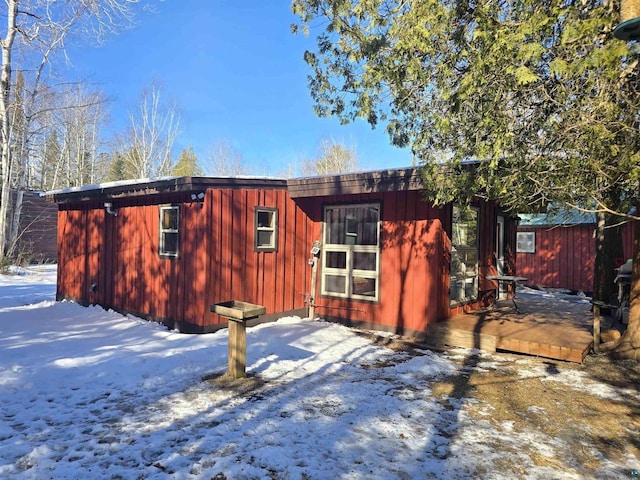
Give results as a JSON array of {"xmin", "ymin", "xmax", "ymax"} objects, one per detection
[{"xmin": 430, "ymin": 352, "xmax": 640, "ymax": 476}]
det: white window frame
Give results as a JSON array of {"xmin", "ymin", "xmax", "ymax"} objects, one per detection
[
  {"xmin": 321, "ymin": 203, "xmax": 381, "ymax": 302},
  {"xmin": 517, "ymin": 231, "xmax": 536, "ymax": 253},
  {"xmin": 450, "ymin": 205, "xmax": 479, "ymax": 306},
  {"xmin": 159, "ymin": 205, "xmax": 179, "ymax": 258},
  {"xmin": 254, "ymin": 207, "xmax": 278, "ymax": 252}
]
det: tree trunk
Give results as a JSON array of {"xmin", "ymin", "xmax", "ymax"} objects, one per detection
[
  {"xmin": 607, "ymin": 197, "xmax": 640, "ymax": 360},
  {"xmin": 600, "ymin": 192, "xmax": 640, "ymax": 360},
  {"xmin": 593, "ymin": 211, "xmax": 625, "ymax": 304},
  {"xmin": 0, "ymin": 0, "xmax": 18, "ymax": 261},
  {"xmin": 7, "ymin": 188, "xmax": 24, "ymax": 259}
]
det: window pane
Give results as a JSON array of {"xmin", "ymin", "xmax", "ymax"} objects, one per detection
[
  {"xmin": 352, "ymin": 276, "xmax": 376, "ymax": 297},
  {"xmin": 162, "ymin": 232, "xmax": 178, "ymax": 255},
  {"xmin": 325, "ymin": 207, "xmax": 345, "ymax": 244},
  {"xmin": 360, "ymin": 207, "xmax": 379, "ymax": 245},
  {"xmin": 450, "ymin": 206, "xmax": 479, "ymax": 304},
  {"xmin": 257, "ymin": 210, "xmax": 273, "ymax": 228},
  {"xmin": 162, "ymin": 208, "xmax": 178, "ymax": 230},
  {"xmin": 325, "ymin": 275, "xmax": 346, "ymax": 294},
  {"xmin": 465, "ymin": 276, "xmax": 478, "ymax": 299},
  {"xmin": 345, "ymin": 216, "xmax": 358, "ymax": 245},
  {"xmin": 353, "ymin": 251, "xmax": 376, "ymax": 271},
  {"xmin": 516, "ymin": 232, "xmax": 535, "ymax": 253},
  {"xmin": 452, "ymin": 207, "xmax": 477, "ymax": 248},
  {"xmin": 257, "ymin": 230, "xmax": 273, "ymax": 247},
  {"xmin": 325, "ymin": 205, "xmax": 379, "ymax": 246},
  {"xmin": 326, "ymin": 251, "xmax": 347, "ymax": 269}
]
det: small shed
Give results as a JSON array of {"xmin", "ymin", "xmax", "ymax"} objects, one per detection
[
  {"xmin": 2, "ymin": 190, "xmax": 58, "ymax": 262},
  {"xmin": 516, "ymin": 211, "xmax": 634, "ymax": 293},
  {"xmin": 47, "ymin": 168, "xmax": 517, "ymax": 337}
]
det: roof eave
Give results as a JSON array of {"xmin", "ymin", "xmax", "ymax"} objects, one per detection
[
  {"xmin": 44, "ymin": 176, "xmax": 288, "ymax": 204},
  {"xmin": 287, "ymin": 167, "xmax": 424, "ymax": 198}
]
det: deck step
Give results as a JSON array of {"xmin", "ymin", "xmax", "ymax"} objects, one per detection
[
  {"xmin": 495, "ymin": 336, "xmax": 591, "ymax": 363},
  {"xmin": 427, "ymin": 324, "xmax": 497, "ymax": 352},
  {"xmin": 426, "ymin": 299, "xmax": 594, "ymax": 363},
  {"xmin": 428, "ymin": 323, "xmax": 591, "ymax": 362}
]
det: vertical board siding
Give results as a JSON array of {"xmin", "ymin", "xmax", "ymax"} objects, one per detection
[
  {"xmin": 517, "ymin": 225, "xmax": 589, "ymax": 291},
  {"xmin": 245, "ymin": 189, "xmax": 258, "ymax": 307},
  {"xmin": 86, "ymin": 209, "xmax": 103, "ymax": 304},
  {"xmin": 311, "ymin": 190, "xmax": 447, "ymax": 335},
  {"xmin": 56, "ymin": 186, "xmax": 315, "ymax": 332},
  {"xmin": 207, "ymin": 187, "xmax": 314, "ymax": 327},
  {"xmin": 56, "ymin": 185, "xmax": 511, "ymax": 336},
  {"xmin": 517, "ymin": 222, "xmax": 635, "ymax": 293},
  {"xmin": 62, "ymin": 209, "xmax": 85, "ymax": 301},
  {"xmin": 11, "ymin": 190, "xmax": 58, "ymax": 262},
  {"xmin": 622, "ymin": 222, "xmax": 634, "ymax": 260},
  {"xmin": 380, "ymin": 191, "xmax": 400, "ymax": 329}
]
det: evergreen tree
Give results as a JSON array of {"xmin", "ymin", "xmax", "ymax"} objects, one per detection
[
  {"xmin": 293, "ymin": 0, "xmax": 640, "ymax": 358},
  {"xmin": 171, "ymin": 147, "xmax": 203, "ymax": 177},
  {"xmin": 104, "ymin": 151, "xmax": 138, "ymax": 182},
  {"xmin": 106, "ymin": 153, "xmax": 127, "ymax": 182}
]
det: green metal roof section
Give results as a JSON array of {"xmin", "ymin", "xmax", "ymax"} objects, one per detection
[{"xmin": 518, "ymin": 210, "xmax": 596, "ymax": 227}]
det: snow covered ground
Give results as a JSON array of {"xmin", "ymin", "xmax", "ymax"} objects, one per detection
[{"xmin": 0, "ymin": 265, "xmax": 637, "ymax": 479}]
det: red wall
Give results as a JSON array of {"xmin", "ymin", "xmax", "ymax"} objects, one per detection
[
  {"xmin": 294, "ymin": 191, "xmax": 508, "ymax": 336},
  {"xmin": 516, "ymin": 222, "xmax": 634, "ymax": 293},
  {"xmin": 56, "ymin": 185, "xmax": 513, "ymax": 336},
  {"xmin": 57, "ymin": 188, "xmax": 315, "ymax": 332}
]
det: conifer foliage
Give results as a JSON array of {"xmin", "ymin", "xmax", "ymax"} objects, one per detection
[{"xmin": 293, "ymin": 0, "xmax": 640, "ymax": 358}]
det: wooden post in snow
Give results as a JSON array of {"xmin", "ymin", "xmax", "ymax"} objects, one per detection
[
  {"xmin": 308, "ymin": 241, "xmax": 321, "ymax": 320},
  {"xmin": 309, "ymin": 257, "xmax": 318, "ymax": 320},
  {"xmin": 592, "ymin": 301, "xmax": 602, "ymax": 353},
  {"xmin": 228, "ymin": 319, "xmax": 247, "ymax": 378}
]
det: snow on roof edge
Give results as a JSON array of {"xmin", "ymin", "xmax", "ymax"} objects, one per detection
[{"xmin": 44, "ymin": 174, "xmax": 287, "ymax": 197}]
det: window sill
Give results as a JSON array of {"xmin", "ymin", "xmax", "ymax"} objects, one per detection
[{"xmin": 449, "ymin": 298, "xmax": 478, "ymax": 308}]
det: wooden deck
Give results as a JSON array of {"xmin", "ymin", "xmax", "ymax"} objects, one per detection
[{"xmin": 427, "ymin": 293, "xmax": 595, "ymax": 362}]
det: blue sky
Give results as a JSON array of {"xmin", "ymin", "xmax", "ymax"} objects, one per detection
[{"xmin": 66, "ymin": 1, "xmax": 414, "ymax": 176}]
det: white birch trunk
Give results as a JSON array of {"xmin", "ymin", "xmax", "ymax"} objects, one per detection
[{"xmin": 0, "ymin": 0, "xmax": 18, "ymax": 260}]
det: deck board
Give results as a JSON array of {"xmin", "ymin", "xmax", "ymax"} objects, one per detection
[{"xmin": 427, "ymin": 293, "xmax": 594, "ymax": 362}]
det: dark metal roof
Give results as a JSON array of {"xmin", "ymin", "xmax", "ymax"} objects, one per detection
[
  {"xmin": 44, "ymin": 176, "xmax": 288, "ymax": 204},
  {"xmin": 287, "ymin": 167, "xmax": 424, "ymax": 198}
]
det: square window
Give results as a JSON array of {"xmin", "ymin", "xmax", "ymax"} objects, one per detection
[
  {"xmin": 517, "ymin": 232, "xmax": 536, "ymax": 253},
  {"xmin": 257, "ymin": 230, "xmax": 273, "ymax": 247},
  {"xmin": 326, "ymin": 251, "xmax": 347, "ymax": 269},
  {"xmin": 255, "ymin": 207, "xmax": 278, "ymax": 252},
  {"xmin": 352, "ymin": 276, "xmax": 376, "ymax": 297},
  {"xmin": 353, "ymin": 251, "xmax": 377, "ymax": 271},
  {"xmin": 162, "ymin": 232, "xmax": 179, "ymax": 255}
]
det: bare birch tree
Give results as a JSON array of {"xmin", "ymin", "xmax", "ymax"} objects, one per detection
[
  {"xmin": 122, "ymin": 81, "xmax": 180, "ymax": 178},
  {"xmin": 0, "ymin": 0, "xmax": 144, "ymax": 261},
  {"xmin": 35, "ymin": 84, "xmax": 109, "ymax": 190},
  {"xmin": 301, "ymin": 139, "xmax": 359, "ymax": 176},
  {"xmin": 204, "ymin": 140, "xmax": 247, "ymax": 176}
]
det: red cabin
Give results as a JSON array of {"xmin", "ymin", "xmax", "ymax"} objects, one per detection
[{"xmin": 47, "ymin": 168, "xmax": 517, "ymax": 337}]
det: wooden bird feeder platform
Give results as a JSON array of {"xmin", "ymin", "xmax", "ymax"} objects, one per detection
[{"xmin": 211, "ymin": 301, "xmax": 266, "ymax": 378}]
